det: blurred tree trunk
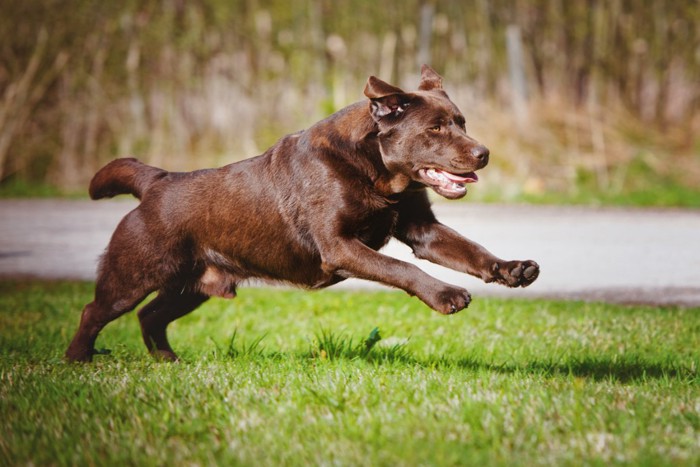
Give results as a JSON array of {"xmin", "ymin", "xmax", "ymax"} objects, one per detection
[
  {"xmin": 651, "ymin": 1, "xmax": 672, "ymax": 127},
  {"xmin": 0, "ymin": 29, "xmax": 67, "ymax": 181},
  {"xmin": 417, "ymin": 1, "xmax": 434, "ymax": 67},
  {"xmin": 506, "ymin": 25, "xmax": 529, "ymax": 125},
  {"xmin": 474, "ymin": 0, "xmax": 495, "ymax": 97}
]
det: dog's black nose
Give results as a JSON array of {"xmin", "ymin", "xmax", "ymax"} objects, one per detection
[{"xmin": 471, "ymin": 145, "xmax": 490, "ymax": 162}]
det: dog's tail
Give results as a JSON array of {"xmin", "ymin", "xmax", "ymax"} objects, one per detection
[{"xmin": 89, "ymin": 157, "xmax": 167, "ymax": 200}]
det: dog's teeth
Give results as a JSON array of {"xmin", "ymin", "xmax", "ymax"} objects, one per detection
[
  {"xmin": 423, "ymin": 168, "xmax": 467, "ymax": 193},
  {"xmin": 427, "ymin": 169, "xmax": 448, "ymax": 183}
]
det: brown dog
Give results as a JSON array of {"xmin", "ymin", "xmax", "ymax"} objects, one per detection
[{"xmin": 65, "ymin": 65, "xmax": 539, "ymax": 362}]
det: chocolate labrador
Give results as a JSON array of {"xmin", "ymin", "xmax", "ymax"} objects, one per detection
[{"xmin": 65, "ymin": 65, "xmax": 539, "ymax": 362}]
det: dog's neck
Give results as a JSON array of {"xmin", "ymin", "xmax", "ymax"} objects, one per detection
[
  {"xmin": 305, "ymin": 102, "xmax": 415, "ymax": 198},
  {"xmin": 372, "ymin": 165, "xmax": 412, "ymax": 196}
]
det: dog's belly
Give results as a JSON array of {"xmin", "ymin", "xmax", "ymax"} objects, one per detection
[
  {"xmin": 196, "ymin": 216, "xmax": 395, "ymax": 293},
  {"xmin": 197, "ymin": 243, "xmax": 345, "ymax": 294}
]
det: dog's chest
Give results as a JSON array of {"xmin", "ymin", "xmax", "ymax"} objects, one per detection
[{"xmin": 354, "ymin": 208, "xmax": 398, "ymax": 250}]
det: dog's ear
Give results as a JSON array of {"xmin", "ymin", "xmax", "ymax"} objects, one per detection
[
  {"xmin": 418, "ymin": 64, "xmax": 443, "ymax": 91},
  {"xmin": 364, "ymin": 76, "xmax": 410, "ymax": 122}
]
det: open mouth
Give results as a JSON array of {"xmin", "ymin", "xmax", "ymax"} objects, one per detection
[{"xmin": 418, "ymin": 168, "xmax": 478, "ymax": 198}]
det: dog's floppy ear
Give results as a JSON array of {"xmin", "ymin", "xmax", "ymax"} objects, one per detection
[
  {"xmin": 364, "ymin": 76, "xmax": 411, "ymax": 122},
  {"xmin": 418, "ymin": 64, "xmax": 443, "ymax": 91}
]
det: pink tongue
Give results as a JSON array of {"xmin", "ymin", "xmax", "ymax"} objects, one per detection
[{"xmin": 440, "ymin": 170, "xmax": 478, "ymax": 183}]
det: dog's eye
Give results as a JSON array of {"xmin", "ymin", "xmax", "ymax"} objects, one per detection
[{"xmin": 428, "ymin": 125, "xmax": 441, "ymax": 133}]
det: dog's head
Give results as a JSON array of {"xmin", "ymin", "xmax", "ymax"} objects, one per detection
[{"xmin": 364, "ymin": 65, "xmax": 489, "ymax": 199}]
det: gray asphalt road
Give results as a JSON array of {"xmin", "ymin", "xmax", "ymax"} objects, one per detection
[{"xmin": 1, "ymin": 199, "xmax": 699, "ymax": 306}]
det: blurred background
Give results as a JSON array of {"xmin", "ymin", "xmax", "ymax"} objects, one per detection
[{"xmin": 1, "ymin": 0, "xmax": 699, "ymax": 205}]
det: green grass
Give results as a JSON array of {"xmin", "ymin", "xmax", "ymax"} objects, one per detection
[
  {"xmin": 0, "ymin": 179, "xmax": 81, "ymax": 199},
  {"xmin": 518, "ymin": 172, "xmax": 700, "ymax": 208},
  {"xmin": 1, "ymin": 281, "xmax": 698, "ymax": 466}
]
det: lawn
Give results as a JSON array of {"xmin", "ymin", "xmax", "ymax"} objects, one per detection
[{"xmin": 1, "ymin": 281, "xmax": 698, "ymax": 466}]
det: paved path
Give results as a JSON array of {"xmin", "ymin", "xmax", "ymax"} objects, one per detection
[{"xmin": 1, "ymin": 199, "xmax": 699, "ymax": 306}]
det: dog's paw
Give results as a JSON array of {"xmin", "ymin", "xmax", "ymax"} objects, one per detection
[
  {"xmin": 489, "ymin": 260, "xmax": 539, "ymax": 288},
  {"xmin": 429, "ymin": 286, "xmax": 472, "ymax": 315}
]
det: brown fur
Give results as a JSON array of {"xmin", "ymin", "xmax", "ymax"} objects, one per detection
[{"xmin": 65, "ymin": 66, "xmax": 539, "ymax": 362}]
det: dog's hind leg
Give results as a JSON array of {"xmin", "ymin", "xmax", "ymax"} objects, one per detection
[
  {"xmin": 65, "ymin": 213, "xmax": 171, "ymax": 362},
  {"xmin": 64, "ymin": 279, "xmax": 156, "ymax": 362},
  {"xmin": 137, "ymin": 289, "xmax": 209, "ymax": 361}
]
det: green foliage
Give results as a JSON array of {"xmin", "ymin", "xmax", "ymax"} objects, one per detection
[
  {"xmin": 212, "ymin": 328, "xmax": 267, "ymax": 359},
  {"xmin": 0, "ymin": 178, "xmax": 64, "ymax": 198},
  {"xmin": 308, "ymin": 326, "xmax": 408, "ymax": 363},
  {"xmin": 518, "ymin": 152, "xmax": 700, "ymax": 207},
  {"xmin": 1, "ymin": 280, "xmax": 699, "ymax": 465}
]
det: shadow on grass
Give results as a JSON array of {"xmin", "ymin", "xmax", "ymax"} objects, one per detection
[
  {"xmin": 313, "ymin": 329, "xmax": 696, "ymax": 383},
  {"xmin": 442, "ymin": 355, "xmax": 696, "ymax": 384},
  {"xmin": 15, "ymin": 325, "xmax": 690, "ymax": 385},
  {"xmin": 215, "ymin": 328, "xmax": 695, "ymax": 384}
]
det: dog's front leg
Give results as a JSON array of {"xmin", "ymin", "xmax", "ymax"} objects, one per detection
[
  {"xmin": 398, "ymin": 221, "xmax": 539, "ymax": 288},
  {"xmin": 319, "ymin": 239, "xmax": 472, "ymax": 314}
]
